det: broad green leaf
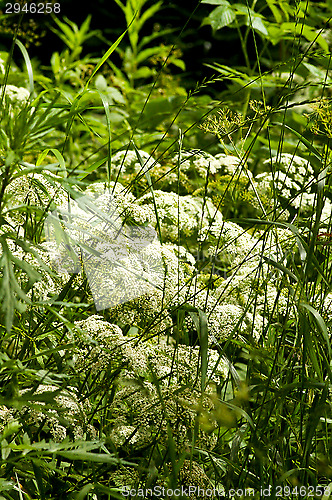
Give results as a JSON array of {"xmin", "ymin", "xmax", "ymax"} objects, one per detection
[
  {"xmin": 247, "ymin": 14, "xmax": 268, "ymax": 36},
  {"xmin": 131, "ymin": 66, "xmax": 154, "ymax": 79},
  {"xmin": 136, "ymin": 46, "xmax": 166, "ymax": 65},
  {"xmin": 265, "ymin": 0, "xmax": 283, "ymax": 23},
  {"xmin": 201, "ymin": 4, "xmax": 236, "ymax": 31},
  {"xmin": 171, "ymin": 58, "xmax": 186, "ymax": 71},
  {"xmin": 95, "ymin": 74, "xmax": 108, "ymax": 91},
  {"xmin": 233, "ymin": 4, "xmax": 269, "ymax": 36}
]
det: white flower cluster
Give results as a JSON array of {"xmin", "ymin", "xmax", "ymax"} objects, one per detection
[
  {"xmin": 198, "ymin": 220, "xmax": 264, "ymax": 268},
  {"xmin": 85, "ymin": 181, "xmax": 296, "ymax": 345},
  {"xmin": 265, "ymin": 154, "xmax": 314, "ymax": 185},
  {"xmin": 169, "ymin": 150, "xmax": 222, "ymax": 177},
  {"xmin": 0, "ymin": 56, "xmax": 5, "ymax": 74},
  {"xmin": 111, "ymin": 150, "xmax": 160, "ymax": 176},
  {"xmin": 111, "ymin": 376, "xmax": 220, "ymax": 451},
  {"xmin": 0, "ymin": 84, "xmax": 30, "ymax": 105},
  {"xmin": 74, "ymin": 315, "xmax": 228, "ymax": 450},
  {"xmin": 138, "ymin": 190, "xmax": 223, "ymax": 243},
  {"xmin": 0, "ymin": 384, "xmax": 95, "ymax": 442},
  {"xmin": 173, "ymin": 279, "xmax": 265, "ymax": 343},
  {"xmin": 106, "ymin": 241, "xmax": 195, "ymax": 334},
  {"xmin": 0, "ymin": 84, "xmax": 31, "ymax": 123},
  {"xmin": 73, "ymin": 315, "xmax": 153, "ymax": 375},
  {"xmin": 3, "ymin": 239, "xmax": 79, "ymax": 304},
  {"xmin": 5, "ymin": 170, "xmax": 68, "ymax": 225},
  {"xmin": 255, "ymin": 170, "xmax": 297, "ymax": 201},
  {"xmin": 85, "ymin": 181, "xmax": 155, "ymax": 226},
  {"xmin": 250, "ymin": 153, "xmax": 331, "ymax": 222},
  {"xmin": 74, "ymin": 315, "xmax": 228, "ymax": 382},
  {"xmin": 44, "ymin": 181, "xmax": 161, "ymax": 309},
  {"xmin": 214, "ymin": 152, "xmax": 242, "ymax": 176},
  {"xmin": 171, "ymin": 217, "xmax": 297, "ymax": 344}
]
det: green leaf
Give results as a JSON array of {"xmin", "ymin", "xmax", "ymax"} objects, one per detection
[
  {"xmin": 94, "ymin": 90, "xmax": 112, "ymax": 185},
  {"xmin": 265, "ymin": 0, "xmax": 283, "ymax": 23},
  {"xmin": 94, "ymin": 74, "xmax": 108, "ymax": 91},
  {"xmin": 31, "ymin": 459, "xmax": 46, "ymax": 500},
  {"xmin": 15, "ymin": 39, "xmax": 34, "ymax": 95},
  {"xmin": 263, "ymin": 256, "xmax": 298, "ymax": 282},
  {"xmin": 55, "ymin": 450, "xmax": 134, "ymax": 464},
  {"xmin": 300, "ymin": 302, "xmax": 331, "ymax": 360},
  {"xmin": 138, "ymin": 28, "xmax": 176, "ymax": 50},
  {"xmin": 135, "ymin": 46, "xmax": 165, "ymax": 65},
  {"xmin": 76, "ymin": 484, "xmax": 94, "ymax": 500},
  {"xmin": 233, "ymin": 4, "xmax": 269, "ymax": 36},
  {"xmin": 247, "ymin": 14, "xmax": 268, "ymax": 36},
  {"xmin": 202, "ymin": 4, "xmax": 236, "ymax": 31},
  {"xmin": 279, "ymin": 123, "xmax": 322, "ymax": 171},
  {"xmin": 85, "ymin": 19, "xmax": 134, "ymax": 89},
  {"xmin": 171, "ymin": 58, "xmax": 186, "ymax": 71},
  {"xmin": 136, "ymin": 1, "xmax": 163, "ymax": 35},
  {"xmin": 281, "ymin": 22, "xmax": 329, "ymax": 52},
  {"xmin": 78, "ymin": 157, "xmax": 107, "ymax": 180},
  {"xmin": 131, "ymin": 66, "xmax": 154, "ymax": 79},
  {"xmin": 303, "ymin": 325, "xmax": 323, "ymax": 381}
]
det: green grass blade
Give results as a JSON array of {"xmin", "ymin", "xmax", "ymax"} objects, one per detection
[
  {"xmin": 300, "ymin": 302, "xmax": 331, "ymax": 360},
  {"xmin": 188, "ymin": 308, "xmax": 208, "ymax": 392},
  {"xmin": 15, "ymin": 39, "xmax": 34, "ymax": 95},
  {"xmin": 133, "ymin": 142, "xmax": 163, "ymax": 243},
  {"xmin": 84, "ymin": 18, "xmax": 135, "ymax": 89}
]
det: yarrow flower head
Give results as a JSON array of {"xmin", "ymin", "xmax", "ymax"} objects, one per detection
[
  {"xmin": 1, "ymin": 84, "xmax": 30, "ymax": 105},
  {"xmin": 138, "ymin": 190, "xmax": 223, "ymax": 244},
  {"xmin": 264, "ymin": 153, "xmax": 314, "ymax": 185},
  {"xmin": 111, "ymin": 150, "xmax": 160, "ymax": 177},
  {"xmin": 168, "ymin": 150, "xmax": 222, "ymax": 177},
  {"xmin": 44, "ymin": 182, "xmax": 167, "ymax": 310},
  {"xmin": 74, "ymin": 316, "xmax": 228, "ymax": 451},
  {"xmin": 0, "ymin": 384, "xmax": 96, "ymax": 443},
  {"xmin": 214, "ymin": 153, "xmax": 242, "ymax": 176},
  {"xmin": 6, "ymin": 170, "xmax": 68, "ymax": 225}
]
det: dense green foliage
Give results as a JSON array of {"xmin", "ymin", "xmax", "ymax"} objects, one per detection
[{"xmin": 1, "ymin": 0, "xmax": 332, "ymax": 498}]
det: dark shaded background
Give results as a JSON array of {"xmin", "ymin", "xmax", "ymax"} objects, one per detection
[{"xmin": 0, "ymin": 0, "xmax": 251, "ymax": 90}]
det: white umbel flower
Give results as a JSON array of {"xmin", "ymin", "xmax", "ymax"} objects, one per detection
[{"xmin": 1, "ymin": 84, "xmax": 30, "ymax": 104}]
